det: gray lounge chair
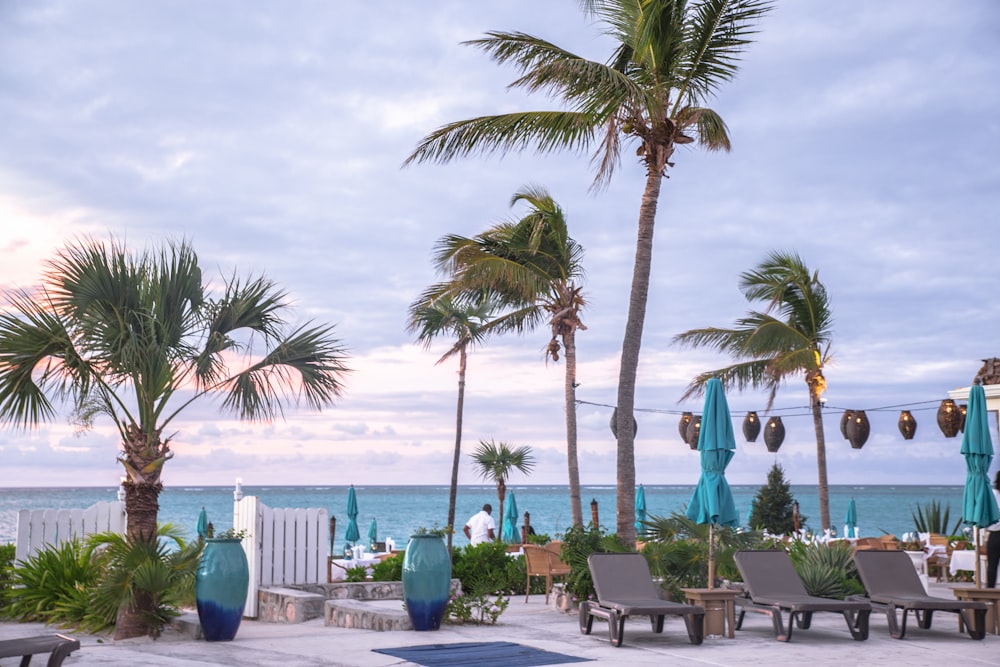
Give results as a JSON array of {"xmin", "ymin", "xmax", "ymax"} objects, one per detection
[
  {"xmin": 579, "ymin": 552, "xmax": 704, "ymax": 647},
  {"xmin": 733, "ymin": 550, "xmax": 871, "ymax": 642},
  {"xmin": 0, "ymin": 634, "xmax": 80, "ymax": 666},
  {"xmin": 853, "ymin": 549, "xmax": 987, "ymax": 640}
]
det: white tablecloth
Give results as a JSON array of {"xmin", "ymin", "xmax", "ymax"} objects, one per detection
[
  {"xmin": 329, "ymin": 555, "xmax": 384, "ymax": 581},
  {"xmin": 949, "ymin": 550, "xmax": 983, "ymax": 578}
]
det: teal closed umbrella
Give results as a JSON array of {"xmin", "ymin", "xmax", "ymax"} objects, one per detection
[
  {"xmin": 960, "ymin": 384, "xmax": 1000, "ymax": 587},
  {"xmin": 501, "ymin": 491, "xmax": 519, "ymax": 543},
  {"xmin": 844, "ymin": 498, "xmax": 858, "ymax": 539},
  {"xmin": 344, "ymin": 485, "xmax": 360, "ymax": 547},
  {"xmin": 196, "ymin": 507, "xmax": 209, "ymax": 540},
  {"xmin": 686, "ymin": 377, "xmax": 739, "ymax": 589},
  {"xmin": 635, "ymin": 485, "xmax": 647, "ymax": 535},
  {"xmin": 367, "ymin": 518, "xmax": 378, "ymax": 550}
]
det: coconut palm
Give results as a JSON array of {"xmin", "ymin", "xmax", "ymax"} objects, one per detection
[
  {"xmin": 407, "ymin": 293, "xmax": 499, "ymax": 553},
  {"xmin": 672, "ymin": 251, "xmax": 835, "ymax": 531},
  {"xmin": 470, "ymin": 439, "xmax": 535, "ymax": 540},
  {"xmin": 0, "ymin": 236, "xmax": 350, "ymax": 638},
  {"xmin": 425, "ymin": 186, "xmax": 588, "ymax": 526},
  {"xmin": 404, "ymin": 0, "xmax": 773, "ymax": 543}
]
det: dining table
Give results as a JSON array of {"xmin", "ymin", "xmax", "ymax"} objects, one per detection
[{"xmin": 329, "ymin": 553, "xmax": 388, "ymax": 581}]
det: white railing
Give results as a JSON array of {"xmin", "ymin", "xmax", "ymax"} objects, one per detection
[
  {"xmin": 233, "ymin": 485, "xmax": 327, "ymax": 618},
  {"xmin": 15, "ymin": 500, "xmax": 127, "ymax": 563}
]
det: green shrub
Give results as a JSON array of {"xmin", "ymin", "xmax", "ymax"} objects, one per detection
[
  {"xmin": 370, "ymin": 552, "xmax": 404, "ymax": 581},
  {"xmin": 560, "ymin": 523, "xmax": 629, "ymax": 601},
  {"xmin": 0, "ymin": 543, "xmax": 15, "ymax": 594},
  {"xmin": 451, "ymin": 541, "xmax": 523, "ymax": 596},
  {"xmin": 0, "ymin": 539, "xmax": 98, "ymax": 627},
  {"xmin": 343, "ymin": 565, "xmax": 368, "ymax": 582},
  {"xmin": 787, "ymin": 540, "xmax": 863, "ymax": 599}
]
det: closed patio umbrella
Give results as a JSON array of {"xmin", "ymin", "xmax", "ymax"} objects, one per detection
[
  {"xmin": 501, "ymin": 491, "xmax": 519, "ymax": 543},
  {"xmin": 686, "ymin": 377, "xmax": 739, "ymax": 589},
  {"xmin": 844, "ymin": 498, "xmax": 858, "ymax": 539},
  {"xmin": 367, "ymin": 517, "xmax": 378, "ymax": 551},
  {"xmin": 196, "ymin": 507, "xmax": 209, "ymax": 540},
  {"xmin": 960, "ymin": 384, "xmax": 1000, "ymax": 587},
  {"xmin": 635, "ymin": 484, "xmax": 647, "ymax": 536},
  {"xmin": 344, "ymin": 485, "xmax": 360, "ymax": 548}
]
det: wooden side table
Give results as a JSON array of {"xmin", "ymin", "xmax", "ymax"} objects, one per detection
[
  {"xmin": 680, "ymin": 587, "xmax": 741, "ymax": 638},
  {"xmin": 951, "ymin": 587, "xmax": 1000, "ymax": 635}
]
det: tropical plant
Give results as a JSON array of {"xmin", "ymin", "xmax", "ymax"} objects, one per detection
[
  {"xmin": 404, "ymin": 0, "xmax": 773, "ymax": 544},
  {"xmin": 673, "ymin": 251, "xmax": 835, "ymax": 531},
  {"xmin": 0, "ymin": 543, "xmax": 14, "ymax": 595},
  {"xmin": 370, "ymin": 552, "xmax": 404, "ymax": 582},
  {"xmin": 422, "ymin": 186, "xmax": 588, "ymax": 527},
  {"xmin": 0, "ymin": 539, "xmax": 98, "ymax": 628},
  {"xmin": 450, "ymin": 540, "xmax": 525, "ymax": 596},
  {"xmin": 912, "ymin": 500, "xmax": 962, "ymax": 535},
  {"xmin": 469, "ymin": 439, "xmax": 535, "ymax": 538},
  {"xmin": 0, "ymin": 236, "xmax": 350, "ymax": 638},
  {"xmin": 85, "ymin": 524, "xmax": 202, "ymax": 637},
  {"xmin": 407, "ymin": 294, "xmax": 500, "ymax": 553},
  {"xmin": 786, "ymin": 540, "xmax": 863, "ymax": 599},
  {"xmin": 748, "ymin": 463, "xmax": 805, "ymax": 535},
  {"xmin": 559, "ymin": 522, "xmax": 629, "ymax": 601}
]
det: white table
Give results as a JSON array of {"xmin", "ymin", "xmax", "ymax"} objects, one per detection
[
  {"xmin": 949, "ymin": 550, "xmax": 985, "ymax": 582},
  {"xmin": 329, "ymin": 555, "xmax": 385, "ymax": 581}
]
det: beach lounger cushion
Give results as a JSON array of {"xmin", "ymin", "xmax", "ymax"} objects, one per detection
[
  {"xmin": 733, "ymin": 550, "xmax": 871, "ymax": 642},
  {"xmin": 0, "ymin": 634, "xmax": 81, "ymax": 667},
  {"xmin": 853, "ymin": 549, "xmax": 987, "ymax": 639},
  {"xmin": 579, "ymin": 552, "xmax": 704, "ymax": 647}
]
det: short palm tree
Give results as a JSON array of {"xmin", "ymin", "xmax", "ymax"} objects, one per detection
[
  {"xmin": 672, "ymin": 251, "xmax": 835, "ymax": 531},
  {"xmin": 405, "ymin": 0, "xmax": 773, "ymax": 543},
  {"xmin": 0, "ymin": 237, "xmax": 350, "ymax": 638},
  {"xmin": 425, "ymin": 186, "xmax": 588, "ymax": 527},
  {"xmin": 407, "ymin": 294, "xmax": 499, "ymax": 553},
  {"xmin": 470, "ymin": 438, "xmax": 535, "ymax": 540}
]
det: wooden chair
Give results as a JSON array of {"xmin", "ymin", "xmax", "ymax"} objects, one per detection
[
  {"xmin": 878, "ymin": 535, "xmax": 900, "ymax": 550},
  {"xmin": 926, "ymin": 534, "xmax": 952, "ymax": 582},
  {"xmin": 524, "ymin": 544, "xmax": 571, "ymax": 604}
]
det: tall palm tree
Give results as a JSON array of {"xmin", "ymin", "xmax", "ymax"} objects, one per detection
[
  {"xmin": 426, "ymin": 186, "xmax": 588, "ymax": 526},
  {"xmin": 470, "ymin": 438, "xmax": 535, "ymax": 540},
  {"xmin": 0, "ymin": 236, "xmax": 350, "ymax": 638},
  {"xmin": 404, "ymin": 0, "xmax": 773, "ymax": 543},
  {"xmin": 672, "ymin": 251, "xmax": 835, "ymax": 531},
  {"xmin": 407, "ymin": 293, "xmax": 499, "ymax": 553}
]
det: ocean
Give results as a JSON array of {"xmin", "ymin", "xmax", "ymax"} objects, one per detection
[{"xmin": 0, "ymin": 484, "xmax": 967, "ymax": 552}]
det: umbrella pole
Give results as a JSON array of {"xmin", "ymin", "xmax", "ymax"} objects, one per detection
[
  {"xmin": 708, "ymin": 523, "xmax": 716, "ymax": 590},
  {"xmin": 975, "ymin": 526, "xmax": 982, "ymax": 589}
]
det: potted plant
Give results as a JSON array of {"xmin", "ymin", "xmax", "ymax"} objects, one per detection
[
  {"xmin": 402, "ymin": 526, "xmax": 451, "ymax": 631},
  {"xmin": 195, "ymin": 527, "xmax": 249, "ymax": 641}
]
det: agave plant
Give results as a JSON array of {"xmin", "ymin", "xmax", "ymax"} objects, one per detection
[
  {"xmin": 912, "ymin": 500, "xmax": 962, "ymax": 536},
  {"xmin": 787, "ymin": 540, "xmax": 863, "ymax": 599}
]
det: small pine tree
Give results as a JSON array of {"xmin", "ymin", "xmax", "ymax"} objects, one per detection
[{"xmin": 748, "ymin": 464, "xmax": 804, "ymax": 535}]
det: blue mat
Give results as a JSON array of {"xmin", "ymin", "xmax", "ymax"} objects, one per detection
[{"xmin": 373, "ymin": 641, "xmax": 590, "ymax": 667}]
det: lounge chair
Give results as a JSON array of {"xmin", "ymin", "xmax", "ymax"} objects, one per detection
[
  {"xmin": 0, "ymin": 634, "xmax": 80, "ymax": 667},
  {"xmin": 852, "ymin": 549, "xmax": 987, "ymax": 639},
  {"xmin": 579, "ymin": 552, "xmax": 705, "ymax": 647},
  {"xmin": 733, "ymin": 550, "xmax": 871, "ymax": 642}
]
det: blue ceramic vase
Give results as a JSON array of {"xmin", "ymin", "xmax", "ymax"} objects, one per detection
[
  {"xmin": 402, "ymin": 534, "xmax": 451, "ymax": 630},
  {"xmin": 196, "ymin": 538, "xmax": 249, "ymax": 641}
]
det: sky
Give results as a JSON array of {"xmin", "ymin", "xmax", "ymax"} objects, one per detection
[{"xmin": 1, "ymin": 0, "xmax": 999, "ymax": 491}]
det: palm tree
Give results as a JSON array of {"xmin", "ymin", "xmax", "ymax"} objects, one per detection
[
  {"xmin": 404, "ymin": 0, "xmax": 773, "ymax": 543},
  {"xmin": 470, "ymin": 438, "xmax": 535, "ymax": 540},
  {"xmin": 672, "ymin": 251, "xmax": 835, "ymax": 531},
  {"xmin": 0, "ymin": 237, "xmax": 350, "ymax": 638},
  {"xmin": 407, "ymin": 293, "xmax": 499, "ymax": 553},
  {"xmin": 425, "ymin": 186, "xmax": 588, "ymax": 526}
]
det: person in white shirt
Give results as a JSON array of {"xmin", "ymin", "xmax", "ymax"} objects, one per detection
[
  {"xmin": 987, "ymin": 471, "xmax": 1000, "ymax": 588},
  {"xmin": 463, "ymin": 504, "xmax": 496, "ymax": 545}
]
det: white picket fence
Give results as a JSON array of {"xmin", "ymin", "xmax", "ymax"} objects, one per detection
[
  {"xmin": 234, "ymin": 494, "xmax": 327, "ymax": 618},
  {"xmin": 15, "ymin": 500, "xmax": 127, "ymax": 563}
]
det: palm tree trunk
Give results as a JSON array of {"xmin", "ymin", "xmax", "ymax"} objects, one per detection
[
  {"xmin": 115, "ymin": 477, "xmax": 161, "ymax": 640},
  {"xmin": 446, "ymin": 345, "xmax": 468, "ymax": 554},
  {"xmin": 497, "ymin": 479, "xmax": 506, "ymax": 542},
  {"xmin": 615, "ymin": 169, "xmax": 663, "ymax": 545},
  {"xmin": 810, "ymin": 386, "xmax": 831, "ymax": 532},
  {"xmin": 564, "ymin": 329, "xmax": 582, "ymax": 527}
]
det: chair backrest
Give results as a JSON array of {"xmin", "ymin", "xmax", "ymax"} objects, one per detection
[
  {"xmin": 878, "ymin": 535, "xmax": 900, "ymax": 550},
  {"xmin": 544, "ymin": 541, "xmax": 563, "ymax": 556},
  {"xmin": 853, "ymin": 537, "xmax": 883, "ymax": 551},
  {"xmin": 587, "ymin": 552, "xmax": 659, "ymax": 602},
  {"xmin": 524, "ymin": 545, "xmax": 552, "ymax": 576},
  {"xmin": 853, "ymin": 549, "xmax": 925, "ymax": 597},
  {"xmin": 733, "ymin": 550, "xmax": 810, "ymax": 599}
]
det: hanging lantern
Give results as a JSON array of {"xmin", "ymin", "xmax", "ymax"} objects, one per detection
[
  {"xmin": 677, "ymin": 412, "xmax": 693, "ymax": 441},
  {"xmin": 743, "ymin": 411, "xmax": 761, "ymax": 442},
  {"xmin": 839, "ymin": 410, "xmax": 854, "ymax": 440},
  {"xmin": 958, "ymin": 404, "xmax": 967, "ymax": 433},
  {"xmin": 898, "ymin": 410, "xmax": 917, "ymax": 440},
  {"xmin": 686, "ymin": 414, "xmax": 702, "ymax": 450},
  {"xmin": 846, "ymin": 410, "xmax": 870, "ymax": 449},
  {"xmin": 763, "ymin": 416, "xmax": 785, "ymax": 452},
  {"xmin": 937, "ymin": 399, "xmax": 962, "ymax": 438},
  {"xmin": 609, "ymin": 408, "xmax": 638, "ymax": 438}
]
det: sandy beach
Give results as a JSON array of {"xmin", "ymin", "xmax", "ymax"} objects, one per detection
[{"xmin": 2, "ymin": 581, "xmax": 998, "ymax": 666}]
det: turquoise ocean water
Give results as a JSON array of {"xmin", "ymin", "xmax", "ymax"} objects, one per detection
[{"xmin": 0, "ymin": 484, "xmax": 967, "ymax": 552}]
